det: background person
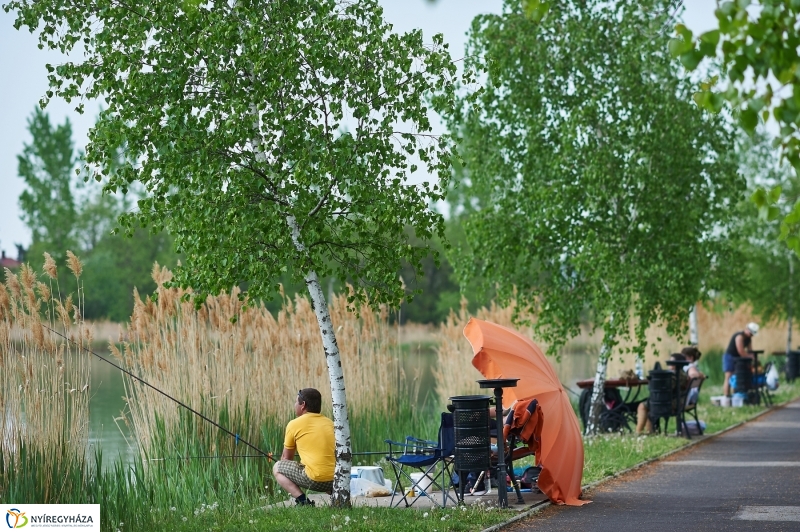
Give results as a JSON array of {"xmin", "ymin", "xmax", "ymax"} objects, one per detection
[
  {"xmin": 722, "ymin": 323, "xmax": 759, "ymax": 397},
  {"xmin": 681, "ymin": 346, "xmax": 705, "ymax": 380},
  {"xmin": 272, "ymin": 388, "xmax": 335, "ymax": 507}
]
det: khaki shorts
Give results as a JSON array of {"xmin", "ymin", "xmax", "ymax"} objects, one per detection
[{"xmin": 275, "ymin": 460, "xmax": 333, "ymax": 493}]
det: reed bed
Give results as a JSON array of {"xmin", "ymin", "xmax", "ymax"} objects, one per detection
[
  {"xmin": 119, "ymin": 264, "xmax": 426, "ymax": 461},
  {"xmin": 433, "ymin": 299, "xmax": 799, "ymax": 400},
  {"xmin": 0, "ymin": 255, "xmax": 92, "ymax": 502}
]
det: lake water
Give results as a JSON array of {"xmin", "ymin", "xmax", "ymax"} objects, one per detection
[
  {"xmin": 88, "ymin": 354, "xmax": 137, "ymax": 468},
  {"xmin": 88, "ymin": 346, "xmax": 602, "ymax": 467}
]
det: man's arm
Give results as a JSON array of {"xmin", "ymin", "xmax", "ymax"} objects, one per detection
[
  {"xmin": 280, "ymin": 447, "xmax": 296, "ymax": 461},
  {"xmin": 735, "ymin": 335, "xmax": 752, "ymax": 357}
]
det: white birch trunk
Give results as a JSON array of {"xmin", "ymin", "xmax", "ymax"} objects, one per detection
[
  {"xmin": 689, "ymin": 305, "xmax": 699, "ymax": 346},
  {"xmin": 288, "ymin": 215, "xmax": 352, "ymax": 507},
  {"xmin": 586, "ymin": 332, "xmax": 614, "ymax": 435},
  {"xmin": 788, "ymin": 253, "xmax": 794, "ymax": 355}
]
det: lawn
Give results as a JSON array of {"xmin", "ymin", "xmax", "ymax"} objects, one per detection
[{"xmin": 149, "ymin": 382, "xmax": 800, "ymax": 532}]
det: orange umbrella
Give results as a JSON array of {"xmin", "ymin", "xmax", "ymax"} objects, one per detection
[{"xmin": 464, "ymin": 318, "xmax": 590, "ymax": 506}]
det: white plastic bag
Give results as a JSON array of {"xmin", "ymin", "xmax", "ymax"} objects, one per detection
[
  {"xmin": 766, "ymin": 363, "xmax": 780, "ymax": 391},
  {"xmin": 350, "ymin": 478, "xmax": 390, "ymax": 497}
]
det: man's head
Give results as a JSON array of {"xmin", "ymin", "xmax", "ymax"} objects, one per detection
[
  {"xmin": 745, "ymin": 322, "xmax": 759, "ymax": 337},
  {"xmin": 681, "ymin": 346, "xmax": 702, "ymax": 362},
  {"xmin": 297, "ymin": 388, "xmax": 322, "ymax": 414}
]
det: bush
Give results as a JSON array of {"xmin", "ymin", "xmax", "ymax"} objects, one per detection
[{"xmin": 698, "ymin": 348, "xmax": 724, "ymax": 385}]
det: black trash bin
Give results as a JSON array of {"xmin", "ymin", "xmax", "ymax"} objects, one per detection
[
  {"xmin": 734, "ymin": 357, "xmax": 753, "ymax": 393},
  {"xmin": 787, "ymin": 351, "xmax": 800, "ymax": 383},
  {"xmin": 648, "ymin": 367, "xmax": 675, "ymax": 421},
  {"xmin": 449, "ymin": 395, "xmax": 491, "ymax": 474}
]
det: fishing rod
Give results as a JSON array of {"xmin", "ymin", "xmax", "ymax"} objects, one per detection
[
  {"xmin": 42, "ymin": 324, "xmax": 275, "ymax": 462},
  {"xmin": 149, "ymin": 455, "xmax": 267, "ymax": 461}
]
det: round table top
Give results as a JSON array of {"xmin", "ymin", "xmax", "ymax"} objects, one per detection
[{"xmin": 575, "ymin": 377, "xmax": 649, "ymax": 389}]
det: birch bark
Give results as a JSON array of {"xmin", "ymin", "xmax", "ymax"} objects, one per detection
[
  {"xmin": 288, "ymin": 215, "xmax": 352, "ymax": 507},
  {"xmin": 586, "ymin": 332, "xmax": 614, "ymax": 435},
  {"xmin": 689, "ymin": 305, "xmax": 699, "ymax": 346}
]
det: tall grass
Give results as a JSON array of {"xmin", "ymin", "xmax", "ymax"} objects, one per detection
[
  {"xmin": 0, "ymin": 255, "xmax": 91, "ymax": 503},
  {"xmin": 117, "ymin": 264, "xmax": 432, "ymax": 462}
]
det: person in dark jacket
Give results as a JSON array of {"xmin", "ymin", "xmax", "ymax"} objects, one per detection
[{"xmin": 722, "ymin": 323, "xmax": 759, "ymax": 397}]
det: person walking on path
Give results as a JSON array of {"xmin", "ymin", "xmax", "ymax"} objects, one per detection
[
  {"xmin": 515, "ymin": 399, "xmax": 800, "ymax": 531},
  {"xmin": 723, "ymin": 323, "xmax": 759, "ymax": 397},
  {"xmin": 272, "ymin": 388, "xmax": 335, "ymax": 507}
]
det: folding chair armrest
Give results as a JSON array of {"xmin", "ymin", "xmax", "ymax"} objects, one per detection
[
  {"xmin": 405, "ymin": 436, "xmax": 437, "ymax": 448},
  {"xmin": 384, "ymin": 438, "xmax": 434, "ymax": 455}
]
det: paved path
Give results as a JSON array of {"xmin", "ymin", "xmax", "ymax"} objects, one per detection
[{"xmin": 513, "ymin": 401, "xmax": 800, "ymax": 531}]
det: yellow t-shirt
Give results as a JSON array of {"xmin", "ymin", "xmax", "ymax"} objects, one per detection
[{"xmin": 283, "ymin": 413, "xmax": 335, "ymax": 482}]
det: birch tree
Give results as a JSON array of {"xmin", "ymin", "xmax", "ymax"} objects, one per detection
[
  {"xmin": 671, "ymin": 0, "xmax": 800, "ymax": 252},
  {"xmin": 729, "ymin": 131, "xmax": 800, "ymax": 351},
  {"xmin": 446, "ymin": 0, "xmax": 742, "ymax": 432},
  {"xmin": 5, "ymin": 0, "xmax": 456, "ymax": 504}
]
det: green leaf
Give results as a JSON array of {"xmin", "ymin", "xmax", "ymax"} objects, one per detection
[
  {"xmin": 768, "ymin": 185, "xmax": 782, "ymax": 204},
  {"xmin": 739, "ymin": 107, "xmax": 759, "ymax": 133},
  {"xmin": 700, "ymin": 30, "xmax": 720, "ymax": 46},
  {"xmin": 751, "ymin": 187, "xmax": 768, "ymax": 207},
  {"xmin": 680, "ymin": 50, "xmax": 703, "ymax": 70},
  {"xmin": 668, "ymin": 38, "xmax": 687, "ymax": 58}
]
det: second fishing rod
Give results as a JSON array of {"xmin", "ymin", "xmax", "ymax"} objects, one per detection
[{"xmin": 43, "ymin": 323, "xmax": 276, "ymax": 462}]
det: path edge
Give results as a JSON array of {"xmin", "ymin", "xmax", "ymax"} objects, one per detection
[{"xmin": 478, "ymin": 397, "xmax": 797, "ymax": 532}]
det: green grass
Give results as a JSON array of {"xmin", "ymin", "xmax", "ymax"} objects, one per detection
[
  {"xmin": 5, "ymin": 380, "xmax": 800, "ymax": 532},
  {"xmin": 147, "ymin": 503, "xmax": 514, "ymax": 532}
]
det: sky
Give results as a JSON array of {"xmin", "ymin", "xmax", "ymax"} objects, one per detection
[{"xmin": 0, "ymin": 0, "xmax": 718, "ymax": 257}]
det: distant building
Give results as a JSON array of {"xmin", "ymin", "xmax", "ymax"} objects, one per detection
[{"xmin": 0, "ymin": 245, "xmax": 25, "ymax": 269}]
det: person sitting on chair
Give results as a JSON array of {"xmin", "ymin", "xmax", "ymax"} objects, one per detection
[
  {"xmin": 272, "ymin": 388, "xmax": 335, "ymax": 507},
  {"xmin": 681, "ymin": 346, "xmax": 705, "ymax": 380},
  {"xmin": 636, "ymin": 354, "xmax": 690, "ymax": 434}
]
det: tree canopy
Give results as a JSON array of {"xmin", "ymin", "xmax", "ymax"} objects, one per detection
[
  {"xmin": 446, "ymin": 0, "xmax": 743, "ymax": 430},
  {"xmin": 6, "ymin": 0, "xmax": 458, "ymax": 503},
  {"xmin": 17, "ymin": 107, "xmax": 79, "ymax": 264},
  {"xmin": 671, "ymin": 0, "xmax": 800, "ymax": 254}
]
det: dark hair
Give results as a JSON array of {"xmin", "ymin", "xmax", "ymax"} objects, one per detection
[
  {"xmin": 298, "ymin": 388, "xmax": 322, "ymax": 413},
  {"xmin": 669, "ymin": 353, "xmax": 687, "ymax": 361},
  {"xmin": 681, "ymin": 346, "xmax": 701, "ymax": 362}
]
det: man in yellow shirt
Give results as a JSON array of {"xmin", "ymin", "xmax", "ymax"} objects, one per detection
[{"xmin": 272, "ymin": 388, "xmax": 335, "ymax": 507}]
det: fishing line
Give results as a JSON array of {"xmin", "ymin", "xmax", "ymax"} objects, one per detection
[{"xmin": 42, "ymin": 324, "xmax": 274, "ymax": 461}]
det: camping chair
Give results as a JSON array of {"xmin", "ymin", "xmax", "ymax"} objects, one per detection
[
  {"xmin": 757, "ymin": 362, "xmax": 775, "ymax": 406},
  {"xmin": 384, "ymin": 412, "xmax": 458, "ymax": 509},
  {"xmin": 484, "ymin": 399, "xmax": 543, "ymax": 504},
  {"xmin": 681, "ymin": 376, "xmax": 705, "ymax": 436}
]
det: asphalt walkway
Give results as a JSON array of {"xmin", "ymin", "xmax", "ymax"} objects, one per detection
[{"xmin": 512, "ymin": 400, "xmax": 800, "ymax": 531}]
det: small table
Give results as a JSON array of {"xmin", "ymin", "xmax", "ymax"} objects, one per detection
[
  {"xmin": 477, "ymin": 378, "xmax": 519, "ymax": 509},
  {"xmin": 575, "ymin": 378, "xmax": 649, "ymax": 433}
]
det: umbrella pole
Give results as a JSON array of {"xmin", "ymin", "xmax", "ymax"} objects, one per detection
[{"xmin": 493, "ymin": 386, "xmax": 509, "ymax": 509}]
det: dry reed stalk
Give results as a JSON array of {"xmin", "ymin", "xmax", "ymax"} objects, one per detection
[
  {"xmin": 695, "ymin": 303, "xmax": 800, "ymax": 353},
  {"xmin": 433, "ymin": 298, "xmax": 538, "ymax": 402},
  {"xmin": 122, "ymin": 264, "xmax": 406, "ymax": 459},
  {"xmin": 0, "ymin": 260, "xmax": 91, "ymax": 497},
  {"xmin": 433, "ymin": 298, "xmax": 800, "ymax": 393}
]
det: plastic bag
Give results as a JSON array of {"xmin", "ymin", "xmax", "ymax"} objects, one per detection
[{"xmin": 766, "ymin": 363, "xmax": 780, "ymax": 391}]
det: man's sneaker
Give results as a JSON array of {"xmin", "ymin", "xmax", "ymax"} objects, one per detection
[{"xmin": 296, "ymin": 498, "xmax": 315, "ymax": 507}]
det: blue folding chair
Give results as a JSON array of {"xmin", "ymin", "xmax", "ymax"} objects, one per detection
[{"xmin": 384, "ymin": 412, "xmax": 458, "ymax": 508}]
